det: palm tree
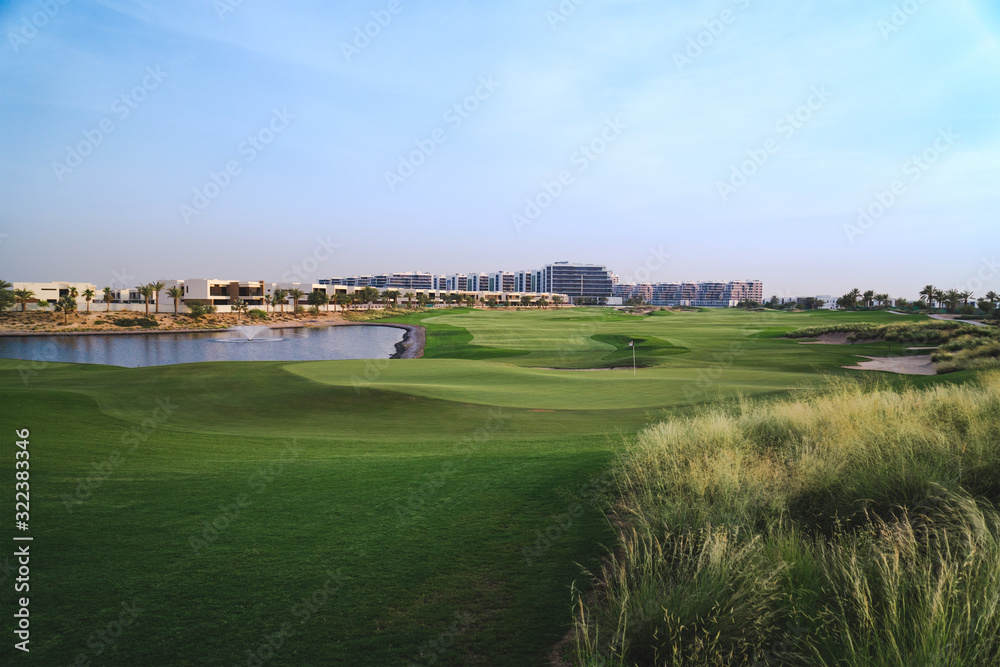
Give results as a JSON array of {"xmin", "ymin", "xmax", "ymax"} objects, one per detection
[
  {"xmin": 55, "ymin": 293, "xmax": 77, "ymax": 325},
  {"xmin": 13, "ymin": 288, "xmax": 35, "ymax": 312},
  {"xmin": 102, "ymin": 287, "xmax": 114, "ymax": 312},
  {"xmin": 69, "ymin": 285, "xmax": 79, "ymax": 299},
  {"xmin": 943, "ymin": 289, "xmax": 961, "ymax": 313},
  {"xmin": 232, "ymin": 297, "xmax": 248, "ymax": 323},
  {"xmin": 404, "ymin": 292, "xmax": 415, "ymax": 309},
  {"xmin": 137, "ymin": 284, "xmax": 154, "ymax": 314},
  {"xmin": 933, "ymin": 289, "xmax": 945, "ymax": 311},
  {"xmin": 82, "ymin": 288, "xmax": 95, "ymax": 313},
  {"xmin": 986, "ymin": 291, "xmax": 1000, "ymax": 305},
  {"xmin": 288, "ymin": 289, "xmax": 305, "ymax": 316},
  {"xmin": 167, "ymin": 286, "xmax": 184, "ymax": 314},
  {"xmin": 0, "ymin": 280, "xmax": 11, "ymax": 313},
  {"xmin": 150, "ymin": 281, "xmax": 165, "ymax": 313},
  {"xmin": 359, "ymin": 287, "xmax": 378, "ymax": 310},
  {"xmin": 846, "ymin": 288, "xmax": 861, "ymax": 310},
  {"xmin": 920, "ymin": 285, "xmax": 936, "ymax": 309},
  {"xmin": 553, "ymin": 295, "xmax": 564, "ymax": 307},
  {"xmin": 272, "ymin": 289, "xmax": 287, "ymax": 313},
  {"xmin": 862, "ymin": 290, "xmax": 875, "ymax": 309},
  {"xmin": 959, "ymin": 290, "xmax": 973, "ymax": 306},
  {"xmin": 875, "ymin": 293, "xmax": 889, "ymax": 309}
]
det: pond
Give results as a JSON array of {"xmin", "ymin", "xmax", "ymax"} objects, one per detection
[{"xmin": 0, "ymin": 325, "xmax": 406, "ymax": 368}]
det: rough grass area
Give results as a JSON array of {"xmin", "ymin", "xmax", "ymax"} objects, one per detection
[
  {"xmin": 787, "ymin": 321, "xmax": 1000, "ymax": 373},
  {"xmin": 785, "ymin": 319, "xmax": 988, "ymax": 343},
  {"xmin": 340, "ymin": 307, "xmax": 423, "ymax": 321},
  {"xmin": 571, "ymin": 373, "xmax": 1000, "ymax": 666},
  {"xmin": 933, "ymin": 335, "xmax": 1000, "ymax": 373}
]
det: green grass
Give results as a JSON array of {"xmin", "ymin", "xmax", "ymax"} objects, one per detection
[
  {"xmin": 0, "ymin": 307, "xmax": 977, "ymax": 665},
  {"xmin": 570, "ymin": 373, "xmax": 1000, "ymax": 666}
]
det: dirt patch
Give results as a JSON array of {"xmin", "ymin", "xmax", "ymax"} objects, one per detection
[{"xmin": 843, "ymin": 355, "xmax": 936, "ymax": 375}]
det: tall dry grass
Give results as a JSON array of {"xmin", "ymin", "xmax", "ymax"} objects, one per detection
[{"xmin": 573, "ymin": 373, "xmax": 1000, "ymax": 665}]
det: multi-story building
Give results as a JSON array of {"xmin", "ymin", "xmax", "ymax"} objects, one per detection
[
  {"xmin": 9, "ymin": 281, "xmax": 98, "ymax": 309},
  {"xmin": 489, "ymin": 271, "xmax": 517, "ymax": 292},
  {"xmin": 614, "ymin": 280, "xmax": 763, "ymax": 307},
  {"xmin": 162, "ymin": 279, "xmax": 267, "ymax": 308},
  {"xmin": 541, "ymin": 262, "xmax": 614, "ymax": 302}
]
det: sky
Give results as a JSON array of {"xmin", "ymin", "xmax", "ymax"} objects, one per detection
[{"xmin": 1, "ymin": 0, "xmax": 998, "ymax": 299}]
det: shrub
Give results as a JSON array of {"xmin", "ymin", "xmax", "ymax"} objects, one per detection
[
  {"xmin": 186, "ymin": 302, "xmax": 217, "ymax": 320},
  {"xmin": 112, "ymin": 316, "xmax": 158, "ymax": 328},
  {"xmin": 247, "ymin": 309, "xmax": 268, "ymax": 321},
  {"xmin": 572, "ymin": 373, "xmax": 1000, "ymax": 665}
]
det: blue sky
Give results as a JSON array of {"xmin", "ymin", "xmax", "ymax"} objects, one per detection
[{"xmin": 2, "ymin": 0, "xmax": 998, "ymax": 298}]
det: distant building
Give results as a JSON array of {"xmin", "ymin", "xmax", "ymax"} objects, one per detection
[
  {"xmin": 161, "ymin": 279, "xmax": 266, "ymax": 308},
  {"xmin": 541, "ymin": 262, "xmax": 614, "ymax": 302},
  {"xmin": 10, "ymin": 281, "xmax": 97, "ymax": 309},
  {"xmin": 614, "ymin": 280, "xmax": 763, "ymax": 307}
]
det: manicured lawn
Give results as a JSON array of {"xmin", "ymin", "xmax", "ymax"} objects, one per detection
[{"xmin": 0, "ymin": 308, "xmax": 963, "ymax": 665}]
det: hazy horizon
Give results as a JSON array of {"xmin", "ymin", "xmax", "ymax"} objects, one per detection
[{"xmin": 2, "ymin": 1, "xmax": 998, "ymax": 299}]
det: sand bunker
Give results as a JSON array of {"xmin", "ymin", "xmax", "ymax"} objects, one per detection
[
  {"xmin": 799, "ymin": 332, "xmax": 880, "ymax": 345},
  {"xmin": 843, "ymin": 355, "xmax": 936, "ymax": 375}
]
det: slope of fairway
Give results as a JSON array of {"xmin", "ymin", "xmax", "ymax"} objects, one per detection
[{"xmin": 288, "ymin": 358, "xmax": 815, "ymax": 410}]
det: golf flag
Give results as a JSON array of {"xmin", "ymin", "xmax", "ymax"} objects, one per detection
[{"xmin": 629, "ymin": 340, "xmax": 634, "ymax": 347}]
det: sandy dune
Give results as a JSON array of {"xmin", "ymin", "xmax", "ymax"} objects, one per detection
[{"xmin": 843, "ymin": 355, "xmax": 937, "ymax": 375}]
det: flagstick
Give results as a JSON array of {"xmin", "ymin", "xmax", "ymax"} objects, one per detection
[{"xmin": 632, "ymin": 341, "xmax": 636, "ymax": 376}]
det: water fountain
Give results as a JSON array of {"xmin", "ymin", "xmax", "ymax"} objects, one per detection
[{"xmin": 217, "ymin": 324, "xmax": 283, "ymax": 342}]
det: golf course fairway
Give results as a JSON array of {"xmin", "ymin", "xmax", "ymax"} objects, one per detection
[{"xmin": 0, "ymin": 308, "xmax": 970, "ymax": 665}]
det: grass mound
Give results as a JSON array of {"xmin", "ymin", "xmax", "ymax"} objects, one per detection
[
  {"xmin": 591, "ymin": 333, "xmax": 688, "ymax": 367},
  {"xmin": 571, "ymin": 373, "xmax": 1000, "ymax": 666}
]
